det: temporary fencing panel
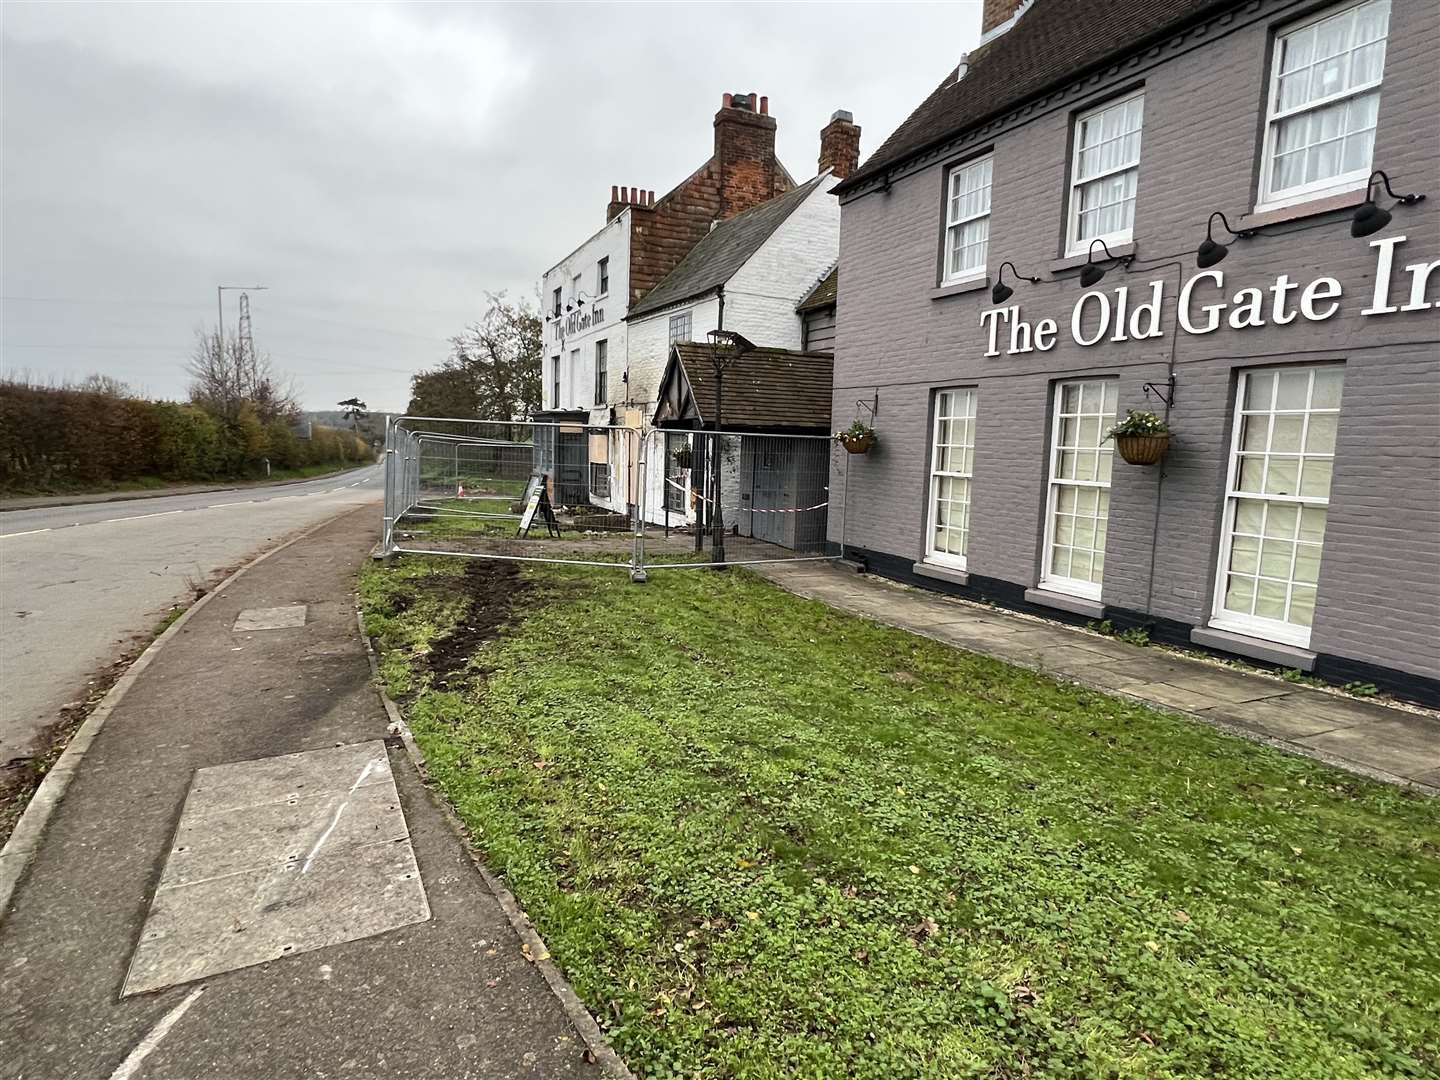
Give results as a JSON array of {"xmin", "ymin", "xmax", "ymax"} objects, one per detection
[{"xmin": 383, "ymin": 415, "xmax": 846, "ymax": 579}]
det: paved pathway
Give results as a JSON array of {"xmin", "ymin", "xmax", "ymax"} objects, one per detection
[
  {"xmin": 755, "ymin": 562, "xmax": 1440, "ymax": 792},
  {"xmin": 1, "ymin": 508, "xmax": 603, "ymax": 1079}
]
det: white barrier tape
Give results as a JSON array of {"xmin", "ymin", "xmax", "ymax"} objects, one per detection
[{"xmin": 662, "ymin": 476, "xmax": 825, "ymax": 514}]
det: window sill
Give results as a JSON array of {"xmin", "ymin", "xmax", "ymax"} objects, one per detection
[
  {"xmin": 931, "ymin": 277, "xmax": 989, "ymax": 301},
  {"xmin": 1240, "ymin": 188, "xmax": 1366, "ymax": 230},
  {"xmin": 1024, "ymin": 588, "xmax": 1105, "ymax": 619},
  {"xmin": 1191, "ymin": 625, "xmax": 1316, "ymax": 671},
  {"xmin": 1049, "ymin": 242, "xmax": 1135, "ymax": 276},
  {"xmin": 913, "ymin": 561, "xmax": 969, "ymax": 587}
]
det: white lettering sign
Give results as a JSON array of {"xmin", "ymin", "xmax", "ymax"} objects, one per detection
[{"xmin": 982, "ymin": 234, "xmax": 1434, "ymax": 356}]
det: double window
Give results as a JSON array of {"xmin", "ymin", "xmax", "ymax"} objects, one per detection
[
  {"xmin": 668, "ymin": 311, "xmax": 692, "ymax": 345},
  {"xmin": 925, "ymin": 389, "xmax": 977, "ymax": 568},
  {"xmin": 1260, "ymin": 0, "xmax": 1390, "ymax": 210},
  {"xmin": 942, "ymin": 157, "xmax": 992, "ymax": 284},
  {"xmin": 1067, "ymin": 92, "xmax": 1144, "ymax": 255},
  {"xmin": 594, "ymin": 339, "xmax": 608, "ymax": 406},
  {"xmin": 1041, "ymin": 380, "xmax": 1117, "ymax": 600},
  {"xmin": 1212, "ymin": 366, "xmax": 1343, "ymax": 647}
]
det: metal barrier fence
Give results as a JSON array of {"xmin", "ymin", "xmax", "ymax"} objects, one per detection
[{"xmin": 382, "ymin": 415, "xmax": 845, "ymax": 580}]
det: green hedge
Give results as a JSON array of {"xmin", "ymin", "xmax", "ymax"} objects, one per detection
[{"xmin": 0, "ymin": 382, "xmax": 371, "ymax": 493}]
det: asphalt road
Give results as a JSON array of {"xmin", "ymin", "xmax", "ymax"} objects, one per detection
[{"xmin": 0, "ymin": 465, "xmax": 383, "ymax": 763}]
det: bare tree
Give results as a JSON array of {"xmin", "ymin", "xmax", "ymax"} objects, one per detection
[{"xmin": 187, "ymin": 330, "xmax": 299, "ymax": 423}]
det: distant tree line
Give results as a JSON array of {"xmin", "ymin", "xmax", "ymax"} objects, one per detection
[{"xmin": 0, "ymin": 333, "xmax": 370, "ymax": 494}]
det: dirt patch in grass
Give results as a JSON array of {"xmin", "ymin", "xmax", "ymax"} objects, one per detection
[{"xmin": 421, "ymin": 560, "xmax": 532, "ymax": 685}]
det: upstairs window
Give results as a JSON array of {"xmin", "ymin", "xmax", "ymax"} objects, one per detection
[
  {"xmin": 597, "ymin": 257, "xmax": 610, "ymax": 297},
  {"xmin": 668, "ymin": 311, "xmax": 692, "ymax": 345},
  {"xmin": 942, "ymin": 156, "xmax": 992, "ymax": 284},
  {"xmin": 594, "ymin": 339, "xmax": 608, "ymax": 406},
  {"xmin": 1260, "ymin": 0, "xmax": 1390, "ymax": 210},
  {"xmin": 1067, "ymin": 92, "xmax": 1144, "ymax": 256},
  {"xmin": 572, "ymin": 274, "xmax": 582, "ymax": 304},
  {"xmin": 552, "ymin": 288, "xmax": 562, "ymax": 318}
]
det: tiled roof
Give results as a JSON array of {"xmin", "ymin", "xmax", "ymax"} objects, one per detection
[
  {"xmin": 628, "ymin": 174, "xmax": 830, "ymax": 319},
  {"xmin": 657, "ymin": 343, "xmax": 834, "ymax": 431},
  {"xmin": 835, "ymin": 0, "xmax": 1230, "ymax": 194},
  {"xmin": 796, "ymin": 265, "xmax": 837, "ymax": 312}
]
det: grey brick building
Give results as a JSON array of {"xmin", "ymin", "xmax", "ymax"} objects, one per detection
[{"xmin": 829, "ymin": 0, "xmax": 1439, "ymax": 702}]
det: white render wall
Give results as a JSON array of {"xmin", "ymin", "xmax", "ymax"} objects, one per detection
[
  {"xmin": 541, "ymin": 209, "xmax": 630, "ymax": 412},
  {"xmin": 625, "ymin": 295, "xmax": 721, "ymax": 408},
  {"xmin": 724, "ymin": 173, "xmax": 840, "ymax": 351},
  {"xmin": 624, "ymin": 175, "xmax": 840, "ymax": 409}
]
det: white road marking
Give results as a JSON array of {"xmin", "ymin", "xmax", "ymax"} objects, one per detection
[
  {"xmin": 301, "ymin": 757, "xmax": 384, "ymax": 874},
  {"xmin": 108, "ymin": 510, "xmax": 185, "ymax": 524},
  {"xmin": 0, "ymin": 528, "xmax": 52, "ymax": 539},
  {"xmin": 107, "ymin": 986, "xmax": 204, "ymax": 1080}
]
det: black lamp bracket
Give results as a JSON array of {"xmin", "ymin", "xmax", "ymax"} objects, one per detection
[
  {"xmin": 855, "ymin": 392, "xmax": 878, "ymax": 420},
  {"xmin": 1208, "ymin": 210, "xmax": 1257, "ymax": 240},
  {"xmin": 1143, "ymin": 376, "xmax": 1176, "ymax": 410},
  {"xmin": 1367, "ymin": 169, "xmax": 1427, "ymax": 206}
]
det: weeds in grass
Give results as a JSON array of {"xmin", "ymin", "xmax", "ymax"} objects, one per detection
[{"xmin": 362, "ymin": 558, "xmax": 1440, "ymax": 1079}]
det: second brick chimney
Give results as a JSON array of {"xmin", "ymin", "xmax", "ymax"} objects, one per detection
[
  {"xmin": 982, "ymin": 0, "xmax": 1020, "ymax": 35},
  {"xmin": 714, "ymin": 91, "xmax": 781, "ymax": 220},
  {"xmin": 818, "ymin": 110, "xmax": 861, "ymax": 180}
]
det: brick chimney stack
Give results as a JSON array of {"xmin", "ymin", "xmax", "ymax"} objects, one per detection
[
  {"xmin": 982, "ymin": 0, "xmax": 1019, "ymax": 34},
  {"xmin": 714, "ymin": 91, "xmax": 780, "ymax": 220},
  {"xmin": 818, "ymin": 110, "xmax": 861, "ymax": 180},
  {"xmin": 607, "ymin": 185, "xmax": 656, "ymax": 223}
]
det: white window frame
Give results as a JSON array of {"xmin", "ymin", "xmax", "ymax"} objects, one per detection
[
  {"xmin": 1256, "ymin": 0, "xmax": 1390, "ymax": 212},
  {"xmin": 1065, "ymin": 91, "xmax": 1145, "ymax": 257},
  {"xmin": 941, "ymin": 155, "xmax": 992, "ymax": 286},
  {"xmin": 1209, "ymin": 365, "xmax": 1343, "ymax": 649},
  {"xmin": 1040, "ymin": 379, "xmax": 1117, "ymax": 601},
  {"xmin": 597, "ymin": 256, "xmax": 610, "ymax": 298},
  {"xmin": 668, "ymin": 310, "xmax": 692, "ymax": 345},
  {"xmin": 571, "ymin": 274, "xmax": 582, "ymax": 304},
  {"xmin": 568, "ymin": 348, "xmax": 580, "ymax": 410},
  {"xmin": 924, "ymin": 388, "xmax": 977, "ymax": 570}
]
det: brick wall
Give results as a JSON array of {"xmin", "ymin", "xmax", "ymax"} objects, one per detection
[
  {"xmin": 831, "ymin": 0, "xmax": 1440, "ymax": 682},
  {"xmin": 628, "ymin": 94, "xmax": 794, "ymax": 309}
]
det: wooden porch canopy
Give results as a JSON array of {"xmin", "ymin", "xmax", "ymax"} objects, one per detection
[{"xmin": 651, "ymin": 343, "xmax": 834, "ymax": 434}]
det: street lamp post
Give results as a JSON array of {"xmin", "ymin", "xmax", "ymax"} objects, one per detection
[{"xmin": 704, "ymin": 326, "xmax": 756, "ymax": 567}]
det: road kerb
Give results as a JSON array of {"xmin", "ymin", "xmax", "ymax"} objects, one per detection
[
  {"xmin": 0, "ymin": 503, "xmax": 376, "ymax": 921},
  {"xmin": 356, "ymin": 608, "xmax": 639, "ymax": 1080}
]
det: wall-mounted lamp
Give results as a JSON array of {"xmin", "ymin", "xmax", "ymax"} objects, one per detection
[
  {"xmin": 1078, "ymin": 238, "xmax": 1133, "ymax": 288},
  {"xmin": 565, "ymin": 302, "xmax": 575, "ymax": 312},
  {"xmin": 1351, "ymin": 170, "xmax": 1427, "ymax": 238},
  {"xmin": 1196, "ymin": 211, "xmax": 1255, "ymax": 268},
  {"xmin": 991, "ymin": 261, "xmax": 1041, "ymax": 304}
]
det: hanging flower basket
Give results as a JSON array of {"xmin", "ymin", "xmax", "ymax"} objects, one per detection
[
  {"xmin": 1114, "ymin": 433, "xmax": 1171, "ymax": 465},
  {"xmin": 1106, "ymin": 410, "xmax": 1170, "ymax": 466},
  {"xmin": 834, "ymin": 421, "xmax": 877, "ymax": 455}
]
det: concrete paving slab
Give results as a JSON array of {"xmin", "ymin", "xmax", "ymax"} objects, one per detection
[
  {"xmin": 1296, "ymin": 717, "xmax": 1440, "ymax": 780},
  {"xmin": 233, "ymin": 605, "xmax": 308, "ymax": 632},
  {"xmin": 125, "ymin": 833, "xmax": 427, "ymax": 996},
  {"xmin": 183, "ymin": 742, "xmax": 392, "ymax": 817},
  {"xmin": 1198, "ymin": 697, "xmax": 1350, "ymax": 740},
  {"xmin": 161, "ymin": 782, "xmax": 407, "ymax": 888},
  {"xmin": 1163, "ymin": 672, "xmax": 1293, "ymax": 704},
  {"xmin": 124, "ymin": 740, "xmax": 428, "ymax": 996},
  {"xmin": 1122, "ymin": 682, "xmax": 1225, "ymax": 712}
]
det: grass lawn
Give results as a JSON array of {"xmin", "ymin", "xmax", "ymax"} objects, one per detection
[{"xmin": 361, "ymin": 557, "xmax": 1440, "ymax": 1079}]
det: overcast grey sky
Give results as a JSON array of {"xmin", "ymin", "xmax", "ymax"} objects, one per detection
[{"xmin": 2, "ymin": 2, "xmax": 978, "ymax": 411}]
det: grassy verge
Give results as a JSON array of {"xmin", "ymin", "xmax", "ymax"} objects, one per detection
[{"xmin": 361, "ymin": 557, "xmax": 1439, "ymax": 1079}]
